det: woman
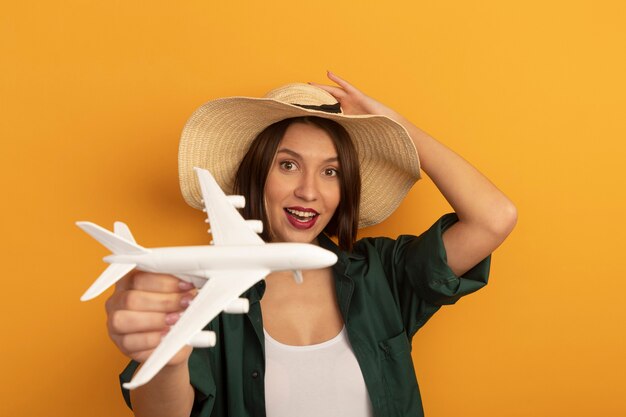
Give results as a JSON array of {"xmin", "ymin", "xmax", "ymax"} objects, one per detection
[{"xmin": 108, "ymin": 72, "xmax": 517, "ymax": 417}]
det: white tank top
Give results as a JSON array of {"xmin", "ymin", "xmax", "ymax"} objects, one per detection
[{"xmin": 264, "ymin": 327, "xmax": 374, "ymax": 417}]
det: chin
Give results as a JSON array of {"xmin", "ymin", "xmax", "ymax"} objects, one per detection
[{"xmin": 272, "ymin": 227, "xmax": 323, "ymax": 245}]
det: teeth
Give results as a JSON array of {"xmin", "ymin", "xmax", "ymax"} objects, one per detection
[{"xmin": 286, "ymin": 208, "xmax": 317, "ymax": 218}]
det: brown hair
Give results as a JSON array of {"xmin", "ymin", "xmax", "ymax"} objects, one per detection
[{"xmin": 233, "ymin": 116, "xmax": 361, "ymax": 251}]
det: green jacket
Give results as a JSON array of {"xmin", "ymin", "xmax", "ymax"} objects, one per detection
[{"xmin": 120, "ymin": 213, "xmax": 491, "ymax": 416}]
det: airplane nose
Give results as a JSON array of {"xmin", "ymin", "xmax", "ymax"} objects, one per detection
[
  {"xmin": 318, "ymin": 247, "xmax": 338, "ymax": 267},
  {"xmin": 293, "ymin": 244, "xmax": 338, "ymax": 269}
]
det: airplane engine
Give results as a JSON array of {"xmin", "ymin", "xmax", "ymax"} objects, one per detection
[
  {"xmin": 188, "ymin": 331, "xmax": 216, "ymax": 348},
  {"xmin": 224, "ymin": 297, "xmax": 250, "ymax": 314},
  {"xmin": 226, "ymin": 195, "xmax": 245, "ymax": 208},
  {"xmin": 245, "ymin": 220, "xmax": 263, "ymax": 234}
]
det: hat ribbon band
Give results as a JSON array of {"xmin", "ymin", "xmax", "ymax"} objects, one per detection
[{"xmin": 293, "ymin": 103, "xmax": 342, "ymax": 114}]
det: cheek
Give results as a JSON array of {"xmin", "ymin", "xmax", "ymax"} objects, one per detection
[
  {"xmin": 325, "ymin": 182, "xmax": 341, "ymax": 212},
  {"xmin": 262, "ymin": 179, "xmax": 281, "ymax": 241},
  {"xmin": 263, "ymin": 174, "xmax": 284, "ymax": 213}
]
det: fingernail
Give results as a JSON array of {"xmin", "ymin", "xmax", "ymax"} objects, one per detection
[
  {"xmin": 179, "ymin": 281, "xmax": 194, "ymax": 290},
  {"xmin": 180, "ymin": 297, "xmax": 193, "ymax": 307},
  {"xmin": 165, "ymin": 312, "xmax": 182, "ymax": 325}
]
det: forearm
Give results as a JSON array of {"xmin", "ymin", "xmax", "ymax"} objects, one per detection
[
  {"xmin": 398, "ymin": 114, "xmax": 517, "ymax": 233},
  {"xmin": 130, "ymin": 362, "xmax": 194, "ymax": 417},
  {"xmin": 392, "ymin": 113, "xmax": 517, "ymax": 275}
]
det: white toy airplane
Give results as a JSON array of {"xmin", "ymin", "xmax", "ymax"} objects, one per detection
[{"xmin": 77, "ymin": 167, "xmax": 338, "ymax": 390}]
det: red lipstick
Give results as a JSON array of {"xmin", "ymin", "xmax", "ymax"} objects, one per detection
[{"xmin": 284, "ymin": 207, "xmax": 319, "ymax": 230}]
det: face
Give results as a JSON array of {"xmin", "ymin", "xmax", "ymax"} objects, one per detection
[{"xmin": 264, "ymin": 122, "xmax": 341, "ymax": 244}]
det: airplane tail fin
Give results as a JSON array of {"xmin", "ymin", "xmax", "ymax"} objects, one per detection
[
  {"xmin": 76, "ymin": 221, "xmax": 147, "ymax": 254},
  {"xmin": 77, "ymin": 221, "xmax": 149, "ymax": 301},
  {"xmin": 113, "ymin": 221, "xmax": 137, "ymax": 244}
]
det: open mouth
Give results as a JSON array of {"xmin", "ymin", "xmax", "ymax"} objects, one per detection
[{"xmin": 284, "ymin": 207, "xmax": 319, "ymax": 229}]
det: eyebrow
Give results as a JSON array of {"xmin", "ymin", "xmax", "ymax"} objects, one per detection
[{"xmin": 276, "ymin": 148, "xmax": 339, "ymax": 163}]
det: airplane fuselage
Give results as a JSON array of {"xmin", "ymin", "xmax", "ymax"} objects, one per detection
[{"xmin": 104, "ymin": 242, "xmax": 337, "ymax": 285}]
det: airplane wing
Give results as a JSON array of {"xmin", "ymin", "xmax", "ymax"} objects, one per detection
[
  {"xmin": 194, "ymin": 167, "xmax": 264, "ymax": 246},
  {"xmin": 123, "ymin": 268, "xmax": 269, "ymax": 390}
]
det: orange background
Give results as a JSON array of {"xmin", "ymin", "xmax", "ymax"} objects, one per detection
[{"xmin": 2, "ymin": 1, "xmax": 625, "ymax": 416}]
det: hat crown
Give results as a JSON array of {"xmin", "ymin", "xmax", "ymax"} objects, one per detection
[{"xmin": 264, "ymin": 83, "xmax": 340, "ymax": 109}]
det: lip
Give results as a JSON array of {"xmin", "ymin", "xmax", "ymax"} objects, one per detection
[{"xmin": 284, "ymin": 206, "xmax": 320, "ymax": 230}]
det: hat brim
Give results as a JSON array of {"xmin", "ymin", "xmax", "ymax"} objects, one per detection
[{"xmin": 179, "ymin": 96, "xmax": 420, "ymax": 228}]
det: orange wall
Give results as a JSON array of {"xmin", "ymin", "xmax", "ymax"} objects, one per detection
[{"xmin": 2, "ymin": 1, "xmax": 625, "ymax": 416}]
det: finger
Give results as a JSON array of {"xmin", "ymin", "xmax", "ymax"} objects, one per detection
[
  {"xmin": 131, "ymin": 272, "xmax": 194, "ymax": 293},
  {"xmin": 309, "ymin": 82, "xmax": 350, "ymax": 105},
  {"xmin": 326, "ymin": 70, "xmax": 359, "ymax": 93},
  {"xmin": 106, "ymin": 289, "xmax": 197, "ymax": 313},
  {"xmin": 309, "ymin": 81, "xmax": 347, "ymax": 97},
  {"xmin": 112, "ymin": 269, "xmax": 138, "ymax": 292},
  {"xmin": 113, "ymin": 331, "xmax": 165, "ymax": 354},
  {"xmin": 108, "ymin": 310, "xmax": 174, "ymax": 334},
  {"xmin": 126, "ymin": 348, "xmax": 155, "ymax": 364}
]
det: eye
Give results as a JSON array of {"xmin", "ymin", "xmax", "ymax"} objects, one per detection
[
  {"xmin": 279, "ymin": 160, "xmax": 298, "ymax": 171},
  {"xmin": 323, "ymin": 168, "xmax": 339, "ymax": 177}
]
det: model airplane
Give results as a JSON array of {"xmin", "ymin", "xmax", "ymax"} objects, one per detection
[{"xmin": 77, "ymin": 167, "xmax": 338, "ymax": 389}]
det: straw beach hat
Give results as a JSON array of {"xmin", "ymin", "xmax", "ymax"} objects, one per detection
[{"xmin": 179, "ymin": 83, "xmax": 420, "ymax": 228}]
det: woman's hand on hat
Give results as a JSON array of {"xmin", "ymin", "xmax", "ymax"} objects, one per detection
[
  {"xmin": 310, "ymin": 71, "xmax": 401, "ymax": 120},
  {"xmin": 104, "ymin": 270, "xmax": 196, "ymax": 366}
]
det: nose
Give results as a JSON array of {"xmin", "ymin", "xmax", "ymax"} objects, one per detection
[{"xmin": 294, "ymin": 171, "xmax": 319, "ymax": 202}]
